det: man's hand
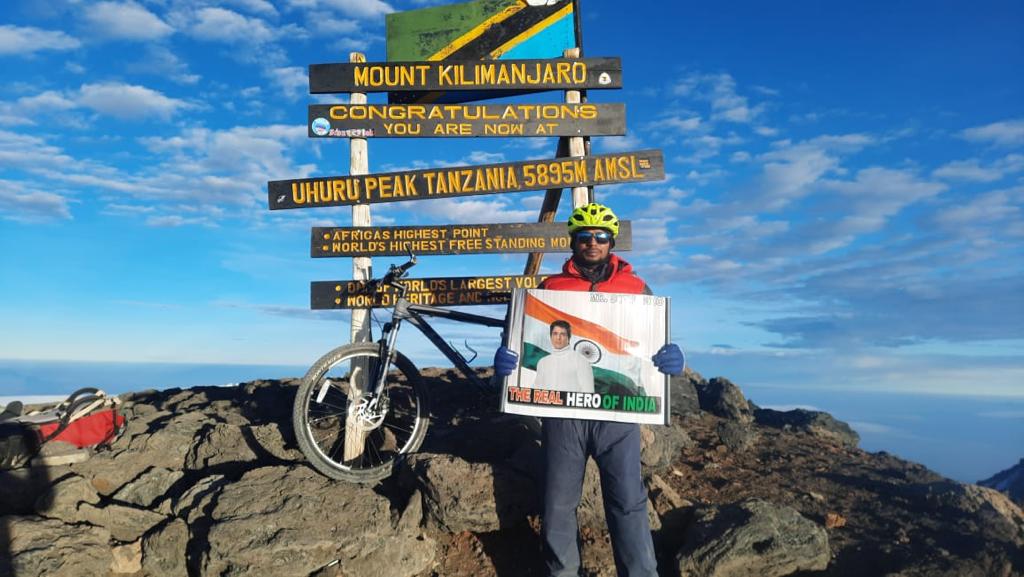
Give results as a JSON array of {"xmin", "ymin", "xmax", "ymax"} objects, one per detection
[
  {"xmin": 652, "ymin": 343, "xmax": 685, "ymax": 375},
  {"xmin": 494, "ymin": 346, "xmax": 519, "ymax": 377}
]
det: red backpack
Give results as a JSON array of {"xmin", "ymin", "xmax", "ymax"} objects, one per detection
[{"xmin": 0, "ymin": 388, "xmax": 126, "ymax": 469}]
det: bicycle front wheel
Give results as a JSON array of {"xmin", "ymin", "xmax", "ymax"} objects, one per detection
[{"xmin": 292, "ymin": 342, "xmax": 429, "ymax": 483}]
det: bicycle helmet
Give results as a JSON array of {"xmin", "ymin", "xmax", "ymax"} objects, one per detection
[{"xmin": 567, "ymin": 202, "xmax": 619, "ymax": 237}]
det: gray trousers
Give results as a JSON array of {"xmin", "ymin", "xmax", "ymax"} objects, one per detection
[{"xmin": 542, "ymin": 418, "xmax": 658, "ymax": 577}]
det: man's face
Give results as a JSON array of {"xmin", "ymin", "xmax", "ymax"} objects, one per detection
[
  {"xmin": 572, "ymin": 227, "xmax": 612, "ymax": 265},
  {"xmin": 550, "ymin": 326, "xmax": 570, "ymax": 350}
]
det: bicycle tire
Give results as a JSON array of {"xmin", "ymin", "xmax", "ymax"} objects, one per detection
[{"xmin": 292, "ymin": 342, "xmax": 429, "ymax": 483}]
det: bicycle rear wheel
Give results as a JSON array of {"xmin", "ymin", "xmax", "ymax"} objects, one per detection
[{"xmin": 293, "ymin": 342, "xmax": 429, "ymax": 483}]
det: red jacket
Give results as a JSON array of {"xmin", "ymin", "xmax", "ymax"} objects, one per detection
[{"xmin": 540, "ymin": 254, "xmax": 650, "ymax": 295}]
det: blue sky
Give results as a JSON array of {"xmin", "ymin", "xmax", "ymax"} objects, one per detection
[{"xmin": 0, "ymin": 0, "xmax": 1022, "ymax": 398}]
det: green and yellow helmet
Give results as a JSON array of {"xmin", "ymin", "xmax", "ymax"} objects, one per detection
[{"xmin": 567, "ymin": 202, "xmax": 619, "ymax": 237}]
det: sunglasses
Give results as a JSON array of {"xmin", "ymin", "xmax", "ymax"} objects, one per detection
[{"xmin": 573, "ymin": 231, "xmax": 613, "ymax": 244}]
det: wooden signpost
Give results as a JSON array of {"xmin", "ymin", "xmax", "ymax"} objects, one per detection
[
  {"xmin": 269, "ymin": 150, "xmax": 664, "ymax": 210},
  {"xmin": 265, "ymin": 0, "xmax": 669, "ymax": 464},
  {"xmin": 312, "ymin": 275, "xmax": 549, "ymax": 309},
  {"xmin": 312, "ymin": 221, "xmax": 632, "ymax": 257},
  {"xmin": 308, "ymin": 102, "xmax": 626, "ymax": 138}
]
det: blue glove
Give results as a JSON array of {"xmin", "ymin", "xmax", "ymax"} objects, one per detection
[
  {"xmin": 652, "ymin": 343, "xmax": 685, "ymax": 375},
  {"xmin": 494, "ymin": 346, "xmax": 519, "ymax": 377}
]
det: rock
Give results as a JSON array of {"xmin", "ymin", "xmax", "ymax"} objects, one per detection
[
  {"xmin": 200, "ymin": 465, "xmax": 435, "ymax": 577},
  {"xmin": 825, "ymin": 512, "xmax": 847, "ymax": 529},
  {"xmin": 2, "ymin": 515, "xmax": 113, "ymax": 576},
  {"xmin": 171, "ymin": 474, "xmax": 228, "ymax": 522},
  {"xmin": 716, "ymin": 420, "xmax": 758, "ymax": 452},
  {"xmin": 670, "ymin": 369, "xmax": 704, "ymax": 418},
  {"xmin": 142, "ymin": 518, "xmax": 189, "ymax": 576},
  {"xmin": 641, "ymin": 424, "xmax": 694, "ymax": 472},
  {"xmin": 77, "ymin": 502, "xmax": 168, "ymax": 542},
  {"xmin": 111, "ymin": 539, "xmax": 143, "ymax": 574},
  {"xmin": 250, "ymin": 423, "xmax": 305, "ymax": 462},
  {"xmin": 75, "ymin": 411, "xmax": 212, "ymax": 496},
  {"xmin": 1, "ymin": 466, "xmax": 64, "ymax": 516},
  {"xmin": 697, "ymin": 377, "xmax": 753, "ymax": 423},
  {"xmin": 34, "ymin": 473, "xmax": 101, "ymax": 521},
  {"xmin": 754, "ymin": 408, "xmax": 860, "ymax": 447},
  {"xmin": 676, "ymin": 499, "xmax": 830, "ymax": 577},
  {"xmin": 112, "ymin": 466, "xmax": 184, "ymax": 508},
  {"xmin": 912, "ymin": 481, "xmax": 1024, "ymax": 546},
  {"xmin": 402, "ymin": 453, "xmax": 537, "ymax": 532},
  {"xmin": 185, "ymin": 423, "xmax": 259, "ymax": 470},
  {"xmin": 979, "ymin": 457, "xmax": 1024, "ymax": 507}
]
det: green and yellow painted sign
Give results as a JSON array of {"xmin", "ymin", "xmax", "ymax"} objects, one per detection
[
  {"xmin": 311, "ymin": 221, "xmax": 632, "ymax": 257},
  {"xmin": 312, "ymin": 275, "xmax": 548, "ymax": 309},
  {"xmin": 268, "ymin": 150, "xmax": 664, "ymax": 209}
]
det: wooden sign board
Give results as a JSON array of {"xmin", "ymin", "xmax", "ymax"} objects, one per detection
[
  {"xmin": 307, "ymin": 103, "xmax": 625, "ymax": 138},
  {"xmin": 311, "ymin": 221, "xmax": 633, "ymax": 257},
  {"xmin": 269, "ymin": 150, "xmax": 664, "ymax": 210},
  {"xmin": 309, "ymin": 58, "xmax": 621, "ymax": 94},
  {"xmin": 385, "ymin": 0, "xmax": 577, "ymax": 104},
  {"xmin": 312, "ymin": 275, "xmax": 548, "ymax": 309}
]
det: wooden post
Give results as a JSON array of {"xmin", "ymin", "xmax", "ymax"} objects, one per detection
[
  {"xmin": 345, "ymin": 52, "xmax": 371, "ymax": 463},
  {"xmin": 523, "ymin": 48, "xmax": 587, "ymax": 276}
]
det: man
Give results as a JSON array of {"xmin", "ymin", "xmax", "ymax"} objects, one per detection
[
  {"xmin": 533, "ymin": 320, "xmax": 595, "ymax": 393},
  {"xmin": 494, "ymin": 203, "xmax": 685, "ymax": 577}
]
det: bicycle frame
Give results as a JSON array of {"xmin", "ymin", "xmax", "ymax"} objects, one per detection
[{"xmin": 371, "ymin": 297, "xmax": 506, "ymax": 395}]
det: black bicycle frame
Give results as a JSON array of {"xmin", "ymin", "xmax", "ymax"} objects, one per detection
[{"xmin": 375, "ymin": 297, "xmax": 507, "ymax": 393}]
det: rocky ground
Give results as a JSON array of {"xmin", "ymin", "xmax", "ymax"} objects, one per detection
[{"xmin": 1, "ymin": 368, "xmax": 1022, "ymax": 577}]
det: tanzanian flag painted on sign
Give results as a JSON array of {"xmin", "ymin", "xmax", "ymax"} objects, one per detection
[{"xmin": 386, "ymin": 0, "xmax": 577, "ymax": 104}]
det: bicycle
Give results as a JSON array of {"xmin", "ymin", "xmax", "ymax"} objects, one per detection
[{"xmin": 292, "ymin": 254, "xmax": 508, "ymax": 482}]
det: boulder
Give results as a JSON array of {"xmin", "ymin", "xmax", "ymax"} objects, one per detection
[
  {"xmin": 34, "ymin": 473, "xmax": 101, "ymax": 521},
  {"xmin": 74, "ymin": 410, "xmax": 213, "ymax": 496},
  {"xmin": 199, "ymin": 465, "xmax": 435, "ymax": 577},
  {"xmin": 670, "ymin": 369, "xmax": 704, "ymax": 418},
  {"xmin": 402, "ymin": 453, "xmax": 538, "ymax": 532},
  {"xmin": 697, "ymin": 378, "xmax": 753, "ymax": 423},
  {"xmin": 185, "ymin": 423, "xmax": 259, "ymax": 470},
  {"xmin": 640, "ymin": 424, "xmax": 695, "ymax": 472},
  {"xmin": 141, "ymin": 518, "xmax": 189, "ymax": 576},
  {"xmin": 78, "ymin": 502, "xmax": 168, "ymax": 542},
  {"xmin": 754, "ymin": 408, "xmax": 860, "ymax": 447},
  {"xmin": 677, "ymin": 499, "xmax": 830, "ymax": 577},
  {"xmin": 716, "ymin": 421, "xmax": 758, "ymax": 452},
  {"xmin": 112, "ymin": 466, "xmax": 184, "ymax": 508},
  {"xmin": 1, "ymin": 515, "xmax": 113, "ymax": 576},
  {"xmin": 979, "ymin": 458, "xmax": 1024, "ymax": 507}
]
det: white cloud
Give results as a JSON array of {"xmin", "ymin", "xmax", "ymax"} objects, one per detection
[
  {"xmin": 268, "ymin": 66, "xmax": 308, "ymax": 99},
  {"xmin": 126, "ymin": 46, "xmax": 200, "ymax": 84},
  {"xmin": 597, "ymin": 134, "xmax": 643, "ymax": 153},
  {"xmin": 190, "ymin": 7, "xmax": 276, "ymax": 44},
  {"xmin": 933, "ymin": 154, "xmax": 1024, "ymax": 182},
  {"xmin": 0, "ymin": 25, "xmax": 81, "ymax": 55},
  {"xmin": 308, "ymin": 0, "xmax": 395, "ymax": 19},
  {"xmin": 961, "ymin": 118, "xmax": 1024, "ymax": 147},
  {"xmin": 146, "ymin": 214, "xmax": 215, "ymax": 227},
  {"xmin": 0, "ymin": 180, "xmax": 72, "ymax": 222},
  {"xmin": 84, "ymin": 1, "xmax": 174, "ymax": 41},
  {"xmin": 304, "ymin": 12, "xmax": 361, "ymax": 36},
  {"xmin": 0, "ymin": 129, "xmax": 77, "ymax": 169},
  {"xmin": 225, "ymin": 0, "xmax": 279, "ymax": 17},
  {"xmin": 77, "ymin": 82, "xmax": 192, "ymax": 120}
]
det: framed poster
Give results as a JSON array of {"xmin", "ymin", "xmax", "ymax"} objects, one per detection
[{"xmin": 500, "ymin": 288, "xmax": 671, "ymax": 425}]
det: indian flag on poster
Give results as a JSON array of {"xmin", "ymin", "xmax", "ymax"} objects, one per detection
[
  {"xmin": 520, "ymin": 292, "xmax": 645, "ymax": 396},
  {"xmin": 502, "ymin": 288, "xmax": 672, "ymax": 425}
]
